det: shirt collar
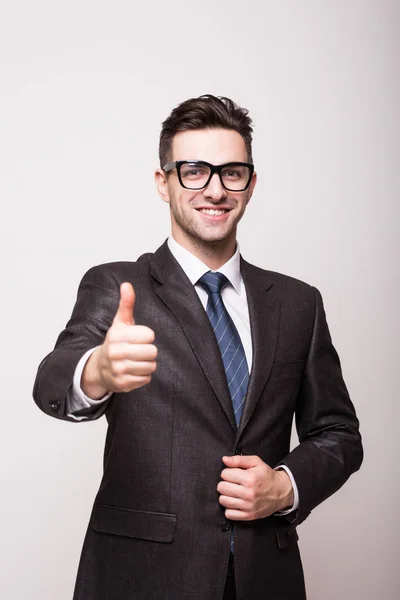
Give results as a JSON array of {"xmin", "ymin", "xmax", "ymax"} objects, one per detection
[{"xmin": 167, "ymin": 236, "xmax": 242, "ymax": 294}]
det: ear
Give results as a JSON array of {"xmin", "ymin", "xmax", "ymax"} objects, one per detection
[
  {"xmin": 155, "ymin": 168, "xmax": 170, "ymax": 204},
  {"xmin": 245, "ymin": 171, "xmax": 257, "ymax": 205}
]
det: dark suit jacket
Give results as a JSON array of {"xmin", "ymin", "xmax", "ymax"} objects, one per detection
[{"xmin": 33, "ymin": 240, "xmax": 363, "ymax": 600}]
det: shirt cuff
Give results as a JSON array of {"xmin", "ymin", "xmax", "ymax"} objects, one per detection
[
  {"xmin": 273, "ymin": 465, "xmax": 299, "ymax": 515},
  {"xmin": 66, "ymin": 346, "xmax": 113, "ymax": 420}
]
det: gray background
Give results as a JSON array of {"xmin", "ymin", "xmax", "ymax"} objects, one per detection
[{"xmin": 1, "ymin": 1, "xmax": 398, "ymax": 598}]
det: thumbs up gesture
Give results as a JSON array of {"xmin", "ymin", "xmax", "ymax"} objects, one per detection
[{"xmin": 81, "ymin": 283, "xmax": 157, "ymax": 397}]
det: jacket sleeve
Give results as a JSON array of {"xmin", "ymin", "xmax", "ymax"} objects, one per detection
[
  {"xmin": 32, "ymin": 265, "xmax": 120, "ymax": 422},
  {"xmin": 278, "ymin": 286, "xmax": 363, "ymax": 526}
]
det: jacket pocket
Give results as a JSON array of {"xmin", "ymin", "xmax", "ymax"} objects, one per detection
[
  {"xmin": 269, "ymin": 359, "xmax": 305, "ymax": 379},
  {"xmin": 91, "ymin": 504, "xmax": 177, "ymax": 543}
]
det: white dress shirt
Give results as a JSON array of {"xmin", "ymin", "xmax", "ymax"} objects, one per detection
[{"xmin": 66, "ymin": 236, "xmax": 299, "ymax": 513}]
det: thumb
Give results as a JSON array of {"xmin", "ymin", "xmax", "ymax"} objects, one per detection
[
  {"xmin": 113, "ymin": 282, "xmax": 135, "ymax": 325},
  {"xmin": 222, "ymin": 455, "xmax": 261, "ymax": 470}
]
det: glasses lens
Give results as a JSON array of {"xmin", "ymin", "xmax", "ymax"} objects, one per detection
[
  {"xmin": 221, "ymin": 165, "xmax": 251, "ymax": 191},
  {"xmin": 180, "ymin": 162, "xmax": 211, "ymax": 189}
]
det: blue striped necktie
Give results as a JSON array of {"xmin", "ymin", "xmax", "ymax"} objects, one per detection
[{"xmin": 198, "ymin": 271, "xmax": 249, "ymax": 426}]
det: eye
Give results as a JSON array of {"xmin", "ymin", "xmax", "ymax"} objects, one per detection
[
  {"xmin": 181, "ymin": 166, "xmax": 209, "ymax": 179},
  {"xmin": 222, "ymin": 168, "xmax": 241, "ymax": 179}
]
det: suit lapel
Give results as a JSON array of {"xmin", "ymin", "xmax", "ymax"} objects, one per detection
[
  {"xmin": 236, "ymin": 258, "xmax": 281, "ymax": 439},
  {"xmin": 150, "ymin": 242, "xmax": 237, "ymax": 432},
  {"xmin": 149, "ymin": 242, "xmax": 281, "ymax": 436}
]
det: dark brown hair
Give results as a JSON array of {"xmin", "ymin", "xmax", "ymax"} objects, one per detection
[{"xmin": 159, "ymin": 94, "xmax": 253, "ymax": 167}]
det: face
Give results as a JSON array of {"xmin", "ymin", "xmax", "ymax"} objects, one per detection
[{"xmin": 155, "ymin": 128, "xmax": 257, "ymax": 253}]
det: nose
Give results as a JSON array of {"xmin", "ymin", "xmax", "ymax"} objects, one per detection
[{"xmin": 203, "ymin": 173, "xmax": 227, "ymax": 202}]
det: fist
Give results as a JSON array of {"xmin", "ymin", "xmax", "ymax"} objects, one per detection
[
  {"xmin": 217, "ymin": 455, "xmax": 294, "ymax": 520},
  {"xmin": 95, "ymin": 282, "xmax": 157, "ymax": 393}
]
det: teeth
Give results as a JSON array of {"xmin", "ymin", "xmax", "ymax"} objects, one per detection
[{"xmin": 199, "ymin": 209, "xmax": 227, "ymax": 216}]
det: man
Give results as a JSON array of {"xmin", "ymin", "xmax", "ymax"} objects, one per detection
[{"xmin": 33, "ymin": 94, "xmax": 363, "ymax": 600}]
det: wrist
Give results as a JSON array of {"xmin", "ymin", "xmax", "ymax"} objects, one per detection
[
  {"xmin": 275, "ymin": 469, "xmax": 295, "ymax": 511},
  {"xmin": 81, "ymin": 347, "xmax": 109, "ymax": 399}
]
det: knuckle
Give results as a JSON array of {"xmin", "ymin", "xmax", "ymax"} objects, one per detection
[
  {"xmin": 107, "ymin": 345, "xmax": 120, "ymax": 361},
  {"xmin": 115, "ymin": 374, "xmax": 126, "ymax": 388},
  {"xmin": 135, "ymin": 326, "xmax": 155, "ymax": 343},
  {"xmin": 110, "ymin": 363, "xmax": 118, "ymax": 377},
  {"xmin": 246, "ymin": 473, "xmax": 256, "ymax": 487},
  {"xmin": 243, "ymin": 488, "xmax": 254, "ymax": 502},
  {"xmin": 112, "ymin": 363, "xmax": 125, "ymax": 377},
  {"xmin": 146, "ymin": 328, "xmax": 156, "ymax": 342},
  {"xmin": 107, "ymin": 328, "xmax": 119, "ymax": 344},
  {"xmin": 241, "ymin": 500, "xmax": 251, "ymax": 511},
  {"xmin": 130, "ymin": 362, "xmax": 140, "ymax": 375},
  {"xmin": 248, "ymin": 489, "xmax": 256, "ymax": 503}
]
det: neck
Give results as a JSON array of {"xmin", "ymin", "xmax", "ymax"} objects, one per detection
[{"xmin": 171, "ymin": 232, "xmax": 237, "ymax": 270}]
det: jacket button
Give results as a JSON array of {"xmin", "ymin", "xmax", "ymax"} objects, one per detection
[
  {"xmin": 49, "ymin": 400, "xmax": 60, "ymax": 412},
  {"xmin": 221, "ymin": 521, "xmax": 231, "ymax": 532},
  {"xmin": 234, "ymin": 447, "xmax": 243, "ymax": 455}
]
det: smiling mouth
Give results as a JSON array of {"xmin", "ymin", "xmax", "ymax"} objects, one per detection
[{"xmin": 196, "ymin": 208, "xmax": 231, "ymax": 216}]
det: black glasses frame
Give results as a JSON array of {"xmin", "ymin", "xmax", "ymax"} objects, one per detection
[{"xmin": 162, "ymin": 160, "xmax": 254, "ymax": 191}]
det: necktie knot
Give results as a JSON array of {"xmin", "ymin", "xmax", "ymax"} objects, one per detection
[{"xmin": 198, "ymin": 271, "xmax": 228, "ymax": 296}]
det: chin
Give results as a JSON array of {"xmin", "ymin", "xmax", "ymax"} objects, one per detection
[
  {"xmin": 195, "ymin": 231, "xmax": 233, "ymax": 245},
  {"xmin": 174, "ymin": 218, "xmax": 236, "ymax": 246}
]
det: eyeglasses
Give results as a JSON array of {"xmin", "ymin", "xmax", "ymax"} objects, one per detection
[{"xmin": 162, "ymin": 160, "xmax": 254, "ymax": 192}]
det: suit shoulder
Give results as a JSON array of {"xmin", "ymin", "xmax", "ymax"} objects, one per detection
[
  {"xmin": 244, "ymin": 260, "xmax": 317, "ymax": 296},
  {"xmin": 80, "ymin": 252, "xmax": 154, "ymax": 282},
  {"xmin": 267, "ymin": 269, "xmax": 315, "ymax": 293},
  {"xmin": 259, "ymin": 268, "xmax": 320, "ymax": 315}
]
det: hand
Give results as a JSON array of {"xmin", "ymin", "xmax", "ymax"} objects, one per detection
[
  {"xmin": 217, "ymin": 455, "xmax": 294, "ymax": 521},
  {"xmin": 82, "ymin": 282, "xmax": 157, "ymax": 397}
]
